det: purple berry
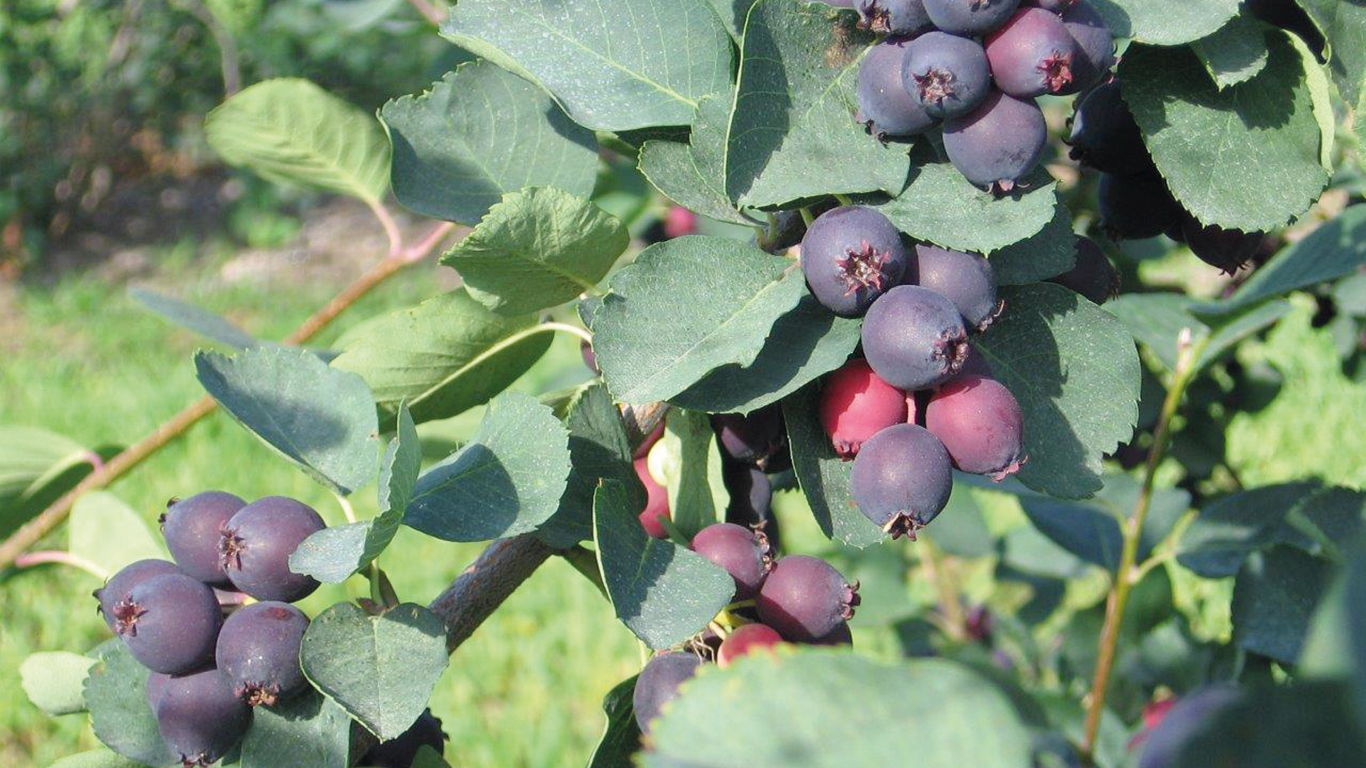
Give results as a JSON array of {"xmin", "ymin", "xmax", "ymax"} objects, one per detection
[
  {"xmin": 154, "ymin": 666, "xmax": 252, "ymax": 767},
  {"xmin": 712, "ymin": 405, "xmax": 787, "ymax": 469},
  {"xmin": 1179, "ymin": 214, "xmax": 1264, "ymax": 274},
  {"xmin": 723, "ymin": 463, "xmax": 780, "ymax": 551},
  {"xmin": 1059, "ymin": 1, "xmax": 1115, "ymax": 92},
  {"xmin": 925, "ymin": 375, "xmax": 1026, "ymax": 478},
  {"xmin": 361, "ymin": 709, "xmax": 449, "ymax": 767},
  {"xmin": 1138, "ymin": 686, "xmax": 1243, "ymax": 768},
  {"xmin": 902, "ymin": 32, "xmax": 991, "ymax": 120},
  {"xmin": 943, "ymin": 90, "xmax": 1046, "ymax": 193},
  {"xmin": 95, "ymin": 559, "xmax": 180, "ymax": 633},
  {"xmin": 1067, "ymin": 79, "xmax": 1150, "ymax": 176},
  {"xmin": 1098, "ymin": 171, "xmax": 1181, "ymax": 241},
  {"xmin": 800, "ymin": 206, "xmax": 908, "ymax": 317},
  {"xmin": 857, "ymin": 0, "xmax": 932, "ymax": 34},
  {"xmin": 923, "ymin": 0, "xmax": 1021, "ymax": 35},
  {"xmin": 757, "ymin": 555, "xmax": 860, "ymax": 642},
  {"xmin": 691, "ymin": 522, "xmax": 772, "ymax": 600},
  {"xmin": 1023, "ymin": 0, "xmax": 1078, "ymax": 10},
  {"xmin": 985, "ymin": 8, "xmax": 1077, "ymax": 98},
  {"xmin": 810, "ymin": 621, "xmax": 854, "ymax": 646},
  {"xmin": 862, "ymin": 285, "xmax": 970, "ymax": 390},
  {"xmin": 161, "ymin": 491, "xmax": 246, "ymax": 586},
  {"xmin": 146, "ymin": 671, "xmax": 171, "ymax": 711},
  {"xmin": 220, "ymin": 496, "xmax": 325, "ymax": 603},
  {"xmin": 215, "ymin": 601, "xmax": 310, "ymax": 707},
  {"xmin": 856, "ymin": 39, "xmax": 937, "ymax": 140},
  {"xmin": 633, "ymin": 651, "xmax": 702, "ymax": 735},
  {"xmin": 1048, "ymin": 236, "xmax": 1118, "ymax": 304},
  {"xmin": 117, "ymin": 572, "xmax": 223, "ymax": 675},
  {"xmin": 849, "ymin": 423, "xmax": 953, "ymax": 538},
  {"xmin": 911, "ymin": 244, "xmax": 1000, "ymax": 330}
]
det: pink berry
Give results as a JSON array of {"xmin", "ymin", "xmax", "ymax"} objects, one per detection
[
  {"xmin": 717, "ymin": 623, "xmax": 784, "ymax": 667},
  {"xmin": 924, "ymin": 375, "xmax": 1026, "ymax": 479},
  {"xmin": 634, "ymin": 456, "xmax": 670, "ymax": 538},
  {"xmin": 819, "ymin": 359, "xmax": 908, "ymax": 458},
  {"xmin": 663, "ymin": 206, "xmax": 699, "ymax": 239}
]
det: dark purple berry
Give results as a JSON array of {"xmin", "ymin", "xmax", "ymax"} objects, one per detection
[
  {"xmin": 902, "ymin": 32, "xmax": 991, "ymax": 120},
  {"xmin": 581, "ymin": 340, "xmax": 600, "ymax": 375},
  {"xmin": 633, "ymin": 651, "xmax": 702, "ymax": 735},
  {"xmin": 986, "ymin": 8, "xmax": 1077, "ymax": 98},
  {"xmin": 943, "ymin": 90, "xmax": 1046, "ymax": 193},
  {"xmin": 810, "ymin": 621, "xmax": 854, "ymax": 646},
  {"xmin": 1067, "ymin": 79, "xmax": 1151, "ymax": 176},
  {"xmin": 1179, "ymin": 213, "xmax": 1264, "ymax": 274},
  {"xmin": 147, "ymin": 671, "xmax": 171, "ymax": 711},
  {"xmin": 361, "ymin": 709, "xmax": 449, "ymax": 768},
  {"xmin": 118, "ymin": 573, "xmax": 223, "ymax": 675},
  {"xmin": 911, "ymin": 245, "xmax": 1000, "ymax": 330},
  {"xmin": 862, "ymin": 285, "xmax": 970, "ymax": 390},
  {"xmin": 1023, "ymin": 0, "xmax": 1078, "ymax": 10},
  {"xmin": 220, "ymin": 496, "xmax": 325, "ymax": 603},
  {"xmin": 1098, "ymin": 171, "xmax": 1181, "ymax": 241},
  {"xmin": 856, "ymin": 39, "xmax": 937, "ymax": 140},
  {"xmin": 857, "ymin": 0, "xmax": 932, "ymax": 34},
  {"xmin": 723, "ymin": 463, "xmax": 780, "ymax": 551},
  {"xmin": 1048, "ymin": 236, "xmax": 1118, "ymax": 304},
  {"xmin": 712, "ymin": 404, "xmax": 787, "ymax": 469},
  {"xmin": 923, "ymin": 0, "xmax": 1021, "ymax": 35},
  {"xmin": 215, "ymin": 601, "xmax": 310, "ymax": 707},
  {"xmin": 925, "ymin": 375, "xmax": 1026, "ymax": 478},
  {"xmin": 1137, "ymin": 686, "xmax": 1243, "ymax": 768},
  {"xmin": 95, "ymin": 559, "xmax": 180, "ymax": 633},
  {"xmin": 948, "ymin": 344, "xmax": 994, "ymax": 382},
  {"xmin": 161, "ymin": 491, "xmax": 246, "ymax": 586},
  {"xmin": 691, "ymin": 522, "xmax": 772, "ymax": 600},
  {"xmin": 800, "ymin": 206, "xmax": 908, "ymax": 317},
  {"xmin": 1059, "ymin": 1, "xmax": 1115, "ymax": 92},
  {"xmin": 757, "ymin": 555, "xmax": 860, "ymax": 642},
  {"xmin": 849, "ymin": 423, "xmax": 953, "ymax": 538},
  {"xmin": 154, "ymin": 666, "xmax": 252, "ymax": 767}
]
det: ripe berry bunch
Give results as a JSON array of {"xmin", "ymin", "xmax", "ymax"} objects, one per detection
[
  {"xmin": 94, "ymin": 491, "xmax": 325, "ymax": 766},
  {"xmin": 852, "ymin": 0, "xmax": 1116, "ymax": 192},
  {"xmin": 633, "ymin": 522, "xmax": 859, "ymax": 735}
]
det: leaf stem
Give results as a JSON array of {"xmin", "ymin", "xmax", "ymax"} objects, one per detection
[
  {"xmin": 335, "ymin": 493, "xmax": 358, "ymax": 525},
  {"xmin": 13, "ymin": 550, "xmax": 110, "ymax": 580},
  {"xmin": 403, "ymin": 0, "xmax": 445, "ymax": 27},
  {"xmin": 799, "ymin": 207, "xmax": 815, "ymax": 227},
  {"xmin": 833, "ymin": 194, "xmax": 853, "ymax": 206},
  {"xmin": 539, "ymin": 321, "xmax": 593, "ymax": 346}
]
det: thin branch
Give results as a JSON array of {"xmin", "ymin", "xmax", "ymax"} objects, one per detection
[
  {"xmin": 14, "ymin": 550, "xmax": 110, "ymax": 581},
  {"xmin": 364, "ymin": 198, "xmax": 404, "ymax": 259},
  {"xmin": 404, "ymin": 0, "xmax": 446, "ymax": 26},
  {"xmin": 916, "ymin": 533, "xmax": 967, "ymax": 642}
]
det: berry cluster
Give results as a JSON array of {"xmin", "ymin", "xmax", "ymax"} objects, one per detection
[
  {"xmin": 851, "ymin": 0, "xmax": 1115, "ymax": 192},
  {"xmin": 632, "ymin": 521, "xmax": 858, "ymax": 735}
]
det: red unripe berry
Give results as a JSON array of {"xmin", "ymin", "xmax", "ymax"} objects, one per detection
[
  {"xmin": 925, "ymin": 375, "xmax": 1025, "ymax": 479},
  {"xmin": 663, "ymin": 206, "xmax": 699, "ymax": 239},
  {"xmin": 717, "ymin": 623, "xmax": 784, "ymax": 667},
  {"xmin": 819, "ymin": 359, "xmax": 908, "ymax": 458},
  {"xmin": 633, "ymin": 422, "xmax": 665, "ymax": 460},
  {"xmin": 634, "ymin": 456, "xmax": 670, "ymax": 539}
]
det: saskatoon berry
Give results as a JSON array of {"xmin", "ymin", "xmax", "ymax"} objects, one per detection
[
  {"xmin": 943, "ymin": 90, "xmax": 1047, "ymax": 193},
  {"xmin": 911, "ymin": 244, "xmax": 1000, "ymax": 330},
  {"xmin": 1067, "ymin": 79, "xmax": 1151, "ymax": 176},
  {"xmin": 691, "ymin": 522, "xmax": 772, "ymax": 600},
  {"xmin": 1059, "ymin": 1, "xmax": 1115, "ymax": 93},
  {"xmin": 923, "ymin": 0, "xmax": 1021, "ymax": 35},
  {"xmin": 712, "ymin": 405, "xmax": 787, "ymax": 468},
  {"xmin": 146, "ymin": 670, "xmax": 171, "ymax": 711},
  {"xmin": 118, "ymin": 572, "xmax": 223, "ymax": 675},
  {"xmin": 985, "ymin": 8, "xmax": 1077, "ymax": 98},
  {"xmin": 800, "ymin": 206, "xmax": 908, "ymax": 317},
  {"xmin": 161, "ymin": 491, "xmax": 246, "ymax": 585},
  {"xmin": 633, "ymin": 651, "xmax": 702, "ymax": 735},
  {"xmin": 634, "ymin": 421, "xmax": 665, "ymax": 460},
  {"xmin": 810, "ymin": 621, "xmax": 854, "ymax": 646},
  {"xmin": 856, "ymin": 39, "xmax": 937, "ymax": 140},
  {"xmin": 362, "ymin": 709, "xmax": 449, "ymax": 768},
  {"xmin": 635, "ymin": 456, "xmax": 671, "ymax": 539},
  {"xmin": 944, "ymin": 343, "xmax": 994, "ymax": 383},
  {"xmin": 219, "ymin": 496, "xmax": 325, "ymax": 603},
  {"xmin": 95, "ymin": 558, "xmax": 179, "ymax": 633},
  {"xmin": 717, "ymin": 623, "xmax": 784, "ymax": 667},
  {"xmin": 902, "ymin": 32, "xmax": 991, "ymax": 120},
  {"xmin": 818, "ymin": 358, "xmax": 907, "ymax": 458},
  {"xmin": 663, "ymin": 206, "xmax": 698, "ymax": 239},
  {"xmin": 722, "ymin": 463, "xmax": 780, "ymax": 552},
  {"xmin": 154, "ymin": 666, "xmax": 252, "ymax": 767},
  {"xmin": 1048, "ymin": 236, "xmax": 1118, "ymax": 304},
  {"xmin": 756, "ymin": 555, "xmax": 860, "ymax": 643},
  {"xmin": 1179, "ymin": 213, "xmax": 1264, "ymax": 274},
  {"xmin": 1098, "ymin": 171, "xmax": 1181, "ymax": 241},
  {"xmin": 581, "ymin": 340, "xmax": 600, "ymax": 375},
  {"xmin": 857, "ymin": 0, "xmax": 932, "ymax": 34},
  {"xmin": 925, "ymin": 375, "xmax": 1026, "ymax": 478},
  {"xmin": 1023, "ymin": 0, "xmax": 1077, "ymax": 10},
  {"xmin": 850, "ymin": 424, "xmax": 953, "ymax": 537},
  {"xmin": 215, "ymin": 601, "xmax": 310, "ymax": 707},
  {"xmin": 1137, "ymin": 685, "xmax": 1242, "ymax": 768},
  {"xmin": 861, "ymin": 285, "xmax": 970, "ymax": 390}
]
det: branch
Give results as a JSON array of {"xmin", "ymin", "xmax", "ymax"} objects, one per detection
[{"xmin": 404, "ymin": 0, "xmax": 445, "ymax": 26}]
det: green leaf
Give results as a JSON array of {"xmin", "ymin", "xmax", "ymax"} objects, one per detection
[
  {"xmin": 638, "ymin": 93, "xmax": 754, "ymax": 227},
  {"xmin": 668, "ymin": 293, "xmax": 862, "ymax": 414},
  {"xmin": 1106, "ymin": 292, "xmax": 1293, "ymax": 373},
  {"xmin": 69, "ymin": 492, "xmax": 164, "ymax": 576},
  {"xmin": 290, "ymin": 404, "xmax": 420, "ymax": 582},
  {"xmin": 783, "ymin": 384, "xmax": 885, "ymax": 548},
  {"xmin": 405, "ymin": 393, "xmax": 572, "ymax": 542},
  {"xmin": 1232, "ymin": 545, "xmax": 1334, "ymax": 664},
  {"xmin": 381, "ymin": 62, "xmax": 600, "ymax": 225},
  {"xmin": 48, "ymin": 750, "xmax": 150, "ymax": 768},
  {"xmin": 988, "ymin": 202, "xmax": 1075, "ymax": 287},
  {"xmin": 1120, "ymin": 36, "xmax": 1328, "ymax": 232},
  {"xmin": 654, "ymin": 410, "xmax": 726, "ymax": 540},
  {"xmin": 1177, "ymin": 481, "xmax": 1322, "ymax": 577},
  {"xmin": 1088, "ymin": 0, "xmax": 1240, "ymax": 45},
  {"xmin": 1190, "ymin": 12, "xmax": 1271, "ymax": 89},
  {"xmin": 439, "ymin": 188, "xmax": 628, "ymax": 315},
  {"xmin": 21, "ymin": 652, "xmax": 96, "ymax": 716},
  {"xmin": 332, "ymin": 289, "xmax": 551, "ymax": 425},
  {"xmin": 704, "ymin": 0, "xmax": 758, "ymax": 39},
  {"xmin": 441, "ymin": 0, "xmax": 733, "ymax": 131},
  {"xmin": 238, "ymin": 690, "xmax": 351, "ymax": 768},
  {"xmin": 411, "ymin": 746, "xmax": 452, "ymax": 768},
  {"xmin": 643, "ymin": 654, "xmax": 1035, "ymax": 768},
  {"xmin": 595, "ymin": 237, "xmax": 805, "ymax": 404},
  {"xmin": 593, "ymin": 479, "xmax": 734, "ymax": 649},
  {"xmin": 1299, "ymin": 0, "xmax": 1366, "ymax": 106},
  {"xmin": 975, "ymin": 284, "xmax": 1141, "ymax": 499},
  {"xmin": 588, "ymin": 675, "xmax": 641, "ymax": 768},
  {"xmin": 196, "ymin": 346, "xmax": 380, "ymax": 496},
  {"xmin": 84, "ymin": 641, "xmax": 175, "ymax": 766},
  {"xmin": 129, "ymin": 287, "xmax": 259, "ymax": 349},
  {"xmin": 0, "ymin": 426, "xmax": 94, "ymax": 538},
  {"xmin": 864, "ymin": 165, "xmax": 1057, "ymax": 255},
  {"xmin": 1017, "ymin": 497, "xmax": 1123, "ymax": 571},
  {"xmin": 300, "ymin": 602, "xmax": 449, "ymax": 741},
  {"xmin": 725, "ymin": 0, "xmax": 910, "ymax": 208},
  {"xmin": 204, "ymin": 78, "xmax": 389, "ymax": 202},
  {"xmin": 536, "ymin": 383, "xmax": 640, "ymax": 548}
]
